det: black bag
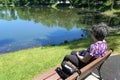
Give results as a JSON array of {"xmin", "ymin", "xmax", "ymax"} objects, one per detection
[
  {"xmin": 55, "ymin": 67, "xmax": 69, "ymax": 79},
  {"xmin": 55, "ymin": 61, "xmax": 81, "ymax": 79},
  {"xmin": 61, "ymin": 61, "xmax": 76, "ymax": 75}
]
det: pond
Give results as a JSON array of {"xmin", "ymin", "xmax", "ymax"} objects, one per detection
[{"xmin": 0, "ymin": 7, "xmax": 119, "ymax": 53}]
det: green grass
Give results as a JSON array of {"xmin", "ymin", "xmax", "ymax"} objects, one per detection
[
  {"xmin": 0, "ymin": 31, "xmax": 120, "ymax": 80},
  {"xmin": 0, "ymin": 46, "xmax": 70, "ymax": 80},
  {"xmin": 106, "ymin": 31, "xmax": 120, "ymax": 54}
]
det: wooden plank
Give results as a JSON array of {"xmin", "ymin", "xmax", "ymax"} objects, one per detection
[
  {"xmin": 45, "ymin": 73, "xmax": 61, "ymax": 80},
  {"xmin": 33, "ymin": 68, "xmax": 56, "ymax": 80},
  {"xmin": 66, "ymin": 72, "xmax": 78, "ymax": 80}
]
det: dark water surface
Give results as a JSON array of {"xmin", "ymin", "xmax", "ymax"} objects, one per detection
[{"xmin": 0, "ymin": 7, "xmax": 119, "ymax": 53}]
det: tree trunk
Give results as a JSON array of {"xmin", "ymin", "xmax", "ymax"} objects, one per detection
[
  {"xmin": 68, "ymin": 0, "xmax": 73, "ymax": 8},
  {"xmin": 111, "ymin": 0, "xmax": 115, "ymax": 10},
  {"xmin": 87, "ymin": 0, "xmax": 90, "ymax": 9}
]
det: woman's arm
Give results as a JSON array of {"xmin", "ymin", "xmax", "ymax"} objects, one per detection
[
  {"xmin": 76, "ymin": 52, "xmax": 84, "ymax": 59},
  {"xmin": 76, "ymin": 52, "xmax": 92, "ymax": 63}
]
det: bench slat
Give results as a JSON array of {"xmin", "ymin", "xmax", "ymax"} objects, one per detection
[
  {"xmin": 45, "ymin": 73, "xmax": 61, "ymax": 80},
  {"xmin": 66, "ymin": 72, "xmax": 78, "ymax": 80},
  {"xmin": 33, "ymin": 68, "xmax": 56, "ymax": 80}
]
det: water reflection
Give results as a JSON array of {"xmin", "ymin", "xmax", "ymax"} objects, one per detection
[
  {"xmin": 0, "ymin": 18, "xmax": 86, "ymax": 53},
  {"xmin": 0, "ymin": 7, "xmax": 119, "ymax": 28},
  {"xmin": 0, "ymin": 7, "xmax": 119, "ymax": 53},
  {"xmin": 0, "ymin": 39, "xmax": 15, "ymax": 47}
]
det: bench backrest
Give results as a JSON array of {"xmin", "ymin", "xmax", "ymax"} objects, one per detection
[
  {"xmin": 66, "ymin": 49, "xmax": 113, "ymax": 80},
  {"xmin": 33, "ymin": 49, "xmax": 113, "ymax": 80}
]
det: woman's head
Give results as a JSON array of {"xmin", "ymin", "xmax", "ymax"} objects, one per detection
[{"xmin": 92, "ymin": 22, "xmax": 108, "ymax": 41}]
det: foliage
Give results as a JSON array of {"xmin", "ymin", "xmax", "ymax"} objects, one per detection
[
  {"xmin": 0, "ymin": 0, "xmax": 120, "ymax": 10},
  {"xmin": 0, "ymin": 7, "xmax": 120, "ymax": 30}
]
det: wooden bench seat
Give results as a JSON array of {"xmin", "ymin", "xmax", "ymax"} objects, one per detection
[{"xmin": 33, "ymin": 49, "xmax": 113, "ymax": 80}]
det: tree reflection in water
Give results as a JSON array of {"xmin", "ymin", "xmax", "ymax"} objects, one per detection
[{"xmin": 0, "ymin": 7, "xmax": 119, "ymax": 53}]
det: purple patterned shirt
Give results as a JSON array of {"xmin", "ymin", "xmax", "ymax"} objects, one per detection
[{"xmin": 88, "ymin": 40, "xmax": 107, "ymax": 58}]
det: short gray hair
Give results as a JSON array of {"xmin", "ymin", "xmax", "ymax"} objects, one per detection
[{"xmin": 92, "ymin": 22, "xmax": 108, "ymax": 41}]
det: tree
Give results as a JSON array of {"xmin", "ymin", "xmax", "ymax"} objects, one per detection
[{"xmin": 111, "ymin": 0, "xmax": 115, "ymax": 10}]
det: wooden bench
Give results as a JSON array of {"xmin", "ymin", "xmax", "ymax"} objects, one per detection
[{"xmin": 33, "ymin": 49, "xmax": 113, "ymax": 80}]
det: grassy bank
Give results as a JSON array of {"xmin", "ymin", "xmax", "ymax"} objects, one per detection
[
  {"xmin": 0, "ymin": 38, "xmax": 91, "ymax": 80},
  {"xmin": 0, "ymin": 31, "xmax": 120, "ymax": 80}
]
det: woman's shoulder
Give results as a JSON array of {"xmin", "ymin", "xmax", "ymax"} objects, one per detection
[
  {"xmin": 90, "ymin": 40, "xmax": 107, "ymax": 48},
  {"xmin": 95, "ymin": 40, "xmax": 107, "ymax": 45}
]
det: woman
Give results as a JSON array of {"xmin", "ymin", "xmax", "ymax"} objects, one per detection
[{"xmin": 62, "ymin": 22, "xmax": 108, "ymax": 69}]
